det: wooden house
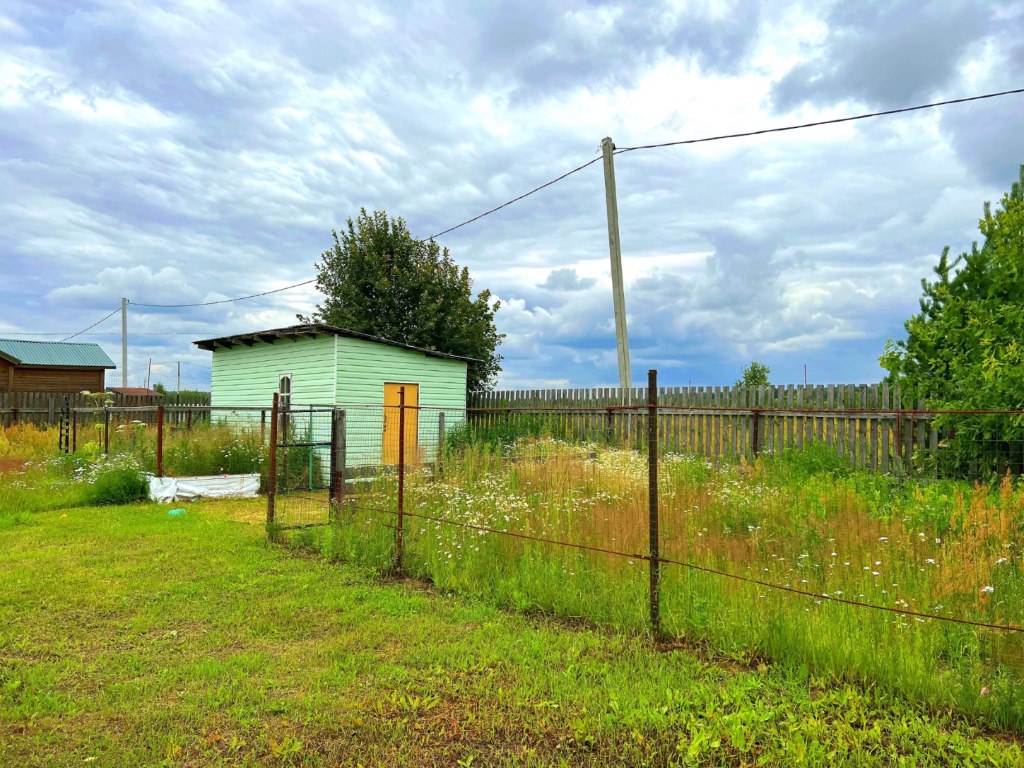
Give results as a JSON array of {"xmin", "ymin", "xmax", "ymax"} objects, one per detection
[{"xmin": 0, "ymin": 338, "xmax": 115, "ymax": 393}]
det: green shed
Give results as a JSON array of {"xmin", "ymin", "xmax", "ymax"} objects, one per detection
[{"xmin": 194, "ymin": 324, "xmax": 471, "ymax": 466}]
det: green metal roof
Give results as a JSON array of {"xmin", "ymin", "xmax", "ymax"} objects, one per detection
[{"xmin": 0, "ymin": 338, "xmax": 116, "ymax": 369}]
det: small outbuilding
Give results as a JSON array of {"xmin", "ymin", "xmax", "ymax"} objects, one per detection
[
  {"xmin": 0, "ymin": 338, "xmax": 115, "ymax": 393},
  {"xmin": 194, "ymin": 324, "xmax": 471, "ymax": 465},
  {"xmin": 107, "ymin": 387, "xmax": 165, "ymax": 406}
]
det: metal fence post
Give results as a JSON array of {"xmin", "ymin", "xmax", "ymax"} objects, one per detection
[
  {"xmin": 437, "ymin": 411, "xmax": 445, "ymax": 468},
  {"xmin": 396, "ymin": 386, "xmax": 406, "ymax": 573},
  {"xmin": 267, "ymin": 393, "xmax": 279, "ymax": 534},
  {"xmin": 156, "ymin": 404, "xmax": 165, "ymax": 478},
  {"xmin": 103, "ymin": 407, "xmax": 110, "ymax": 455},
  {"xmin": 647, "ymin": 369, "xmax": 661, "ymax": 638},
  {"xmin": 71, "ymin": 408, "xmax": 77, "ymax": 453},
  {"xmin": 330, "ymin": 409, "xmax": 347, "ymax": 514}
]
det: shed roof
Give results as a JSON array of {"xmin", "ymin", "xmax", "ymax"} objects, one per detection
[
  {"xmin": 0, "ymin": 338, "xmax": 116, "ymax": 369},
  {"xmin": 193, "ymin": 324, "xmax": 477, "ymax": 363},
  {"xmin": 108, "ymin": 387, "xmax": 163, "ymax": 398}
]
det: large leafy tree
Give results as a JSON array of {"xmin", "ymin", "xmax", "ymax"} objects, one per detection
[
  {"xmin": 880, "ymin": 166, "xmax": 1024, "ymax": 473},
  {"xmin": 735, "ymin": 360, "xmax": 771, "ymax": 388},
  {"xmin": 302, "ymin": 209, "xmax": 503, "ymax": 394}
]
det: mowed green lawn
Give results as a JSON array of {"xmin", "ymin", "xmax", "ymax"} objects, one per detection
[{"xmin": 2, "ymin": 502, "xmax": 1023, "ymax": 767}]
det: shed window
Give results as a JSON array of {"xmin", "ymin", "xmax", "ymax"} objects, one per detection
[{"xmin": 279, "ymin": 374, "xmax": 292, "ymax": 410}]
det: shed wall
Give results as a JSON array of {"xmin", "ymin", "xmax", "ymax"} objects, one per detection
[
  {"xmin": 210, "ymin": 335, "xmax": 335, "ymax": 410},
  {"xmin": 2, "ymin": 365, "xmax": 105, "ymax": 393},
  {"xmin": 209, "ymin": 332, "xmax": 469, "ymax": 468},
  {"xmin": 335, "ymin": 336, "xmax": 467, "ymax": 466}
]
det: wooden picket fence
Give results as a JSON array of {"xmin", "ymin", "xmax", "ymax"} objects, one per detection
[
  {"xmin": 471, "ymin": 383, "xmax": 939, "ymax": 473},
  {"xmin": 0, "ymin": 391, "xmax": 210, "ymax": 427}
]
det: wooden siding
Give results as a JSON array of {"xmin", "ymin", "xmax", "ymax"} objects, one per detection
[
  {"xmin": 335, "ymin": 336, "xmax": 467, "ymax": 466},
  {"xmin": 0, "ymin": 358, "xmax": 12, "ymax": 391},
  {"xmin": 334, "ymin": 336, "xmax": 467, "ymax": 408},
  {"xmin": 210, "ymin": 334, "xmax": 336, "ymax": 410},
  {"xmin": 0, "ymin": 364, "xmax": 105, "ymax": 393},
  {"xmin": 208, "ymin": 332, "xmax": 468, "ymax": 466}
]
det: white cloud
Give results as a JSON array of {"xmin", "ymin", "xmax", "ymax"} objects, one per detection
[{"xmin": 1, "ymin": 0, "xmax": 1021, "ymax": 390}]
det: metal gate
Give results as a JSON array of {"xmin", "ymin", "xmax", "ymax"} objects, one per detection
[{"xmin": 266, "ymin": 394, "xmax": 345, "ymax": 533}]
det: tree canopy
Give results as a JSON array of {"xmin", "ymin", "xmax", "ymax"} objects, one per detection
[
  {"xmin": 735, "ymin": 360, "xmax": 771, "ymax": 388},
  {"xmin": 880, "ymin": 166, "xmax": 1024, "ymax": 476},
  {"xmin": 880, "ymin": 165, "xmax": 1024, "ymax": 410},
  {"xmin": 302, "ymin": 209, "xmax": 504, "ymax": 394}
]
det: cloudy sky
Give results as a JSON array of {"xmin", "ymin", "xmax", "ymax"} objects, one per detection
[{"xmin": 2, "ymin": 1, "xmax": 1023, "ymax": 391}]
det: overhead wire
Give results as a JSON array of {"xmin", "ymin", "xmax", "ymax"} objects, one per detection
[
  {"xmin": 58, "ymin": 306, "xmax": 122, "ymax": 342},
  {"xmin": 49, "ymin": 86, "xmax": 1024, "ymax": 312},
  {"xmin": 613, "ymin": 87, "xmax": 1024, "ymax": 154}
]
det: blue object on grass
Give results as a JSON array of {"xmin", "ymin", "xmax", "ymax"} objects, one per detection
[{"xmin": 168, "ymin": 508, "xmax": 186, "ymax": 517}]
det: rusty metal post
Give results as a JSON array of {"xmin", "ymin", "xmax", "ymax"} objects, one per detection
[
  {"xmin": 267, "ymin": 393, "xmax": 279, "ymax": 533},
  {"xmin": 103, "ymin": 407, "xmax": 110, "ymax": 455},
  {"xmin": 396, "ymin": 387, "xmax": 406, "ymax": 573},
  {"xmin": 156, "ymin": 405, "xmax": 165, "ymax": 477},
  {"xmin": 895, "ymin": 410, "xmax": 903, "ymax": 469},
  {"xmin": 330, "ymin": 409, "xmax": 347, "ymax": 514},
  {"xmin": 647, "ymin": 369, "xmax": 661, "ymax": 638},
  {"xmin": 437, "ymin": 410, "xmax": 445, "ymax": 468}
]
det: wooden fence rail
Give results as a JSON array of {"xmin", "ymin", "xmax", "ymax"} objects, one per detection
[
  {"xmin": 471, "ymin": 383, "xmax": 943, "ymax": 473},
  {"xmin": 0, "ymin": 391, "xmax": 209, "ymax": 428}
]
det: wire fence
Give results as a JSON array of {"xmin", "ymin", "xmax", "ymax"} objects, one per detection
[
  {"xmin": 261, "ymin": 376, "xmax": 1024, "ymax": 725},
  {"xmin": 63, "ymin": 404, "xmax": 271, "ymax": 478},
  {"xmin": 41, "ymin": 380, "xmax": 1024, "ymax": 720}
]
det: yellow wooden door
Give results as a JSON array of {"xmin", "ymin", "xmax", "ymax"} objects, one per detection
[{"xmin": 382, "ymin": 383, "xmax": 419, "ymax": 464}]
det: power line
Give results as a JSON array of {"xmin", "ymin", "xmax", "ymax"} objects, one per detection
[
  {"xmin": 129, "ymin": 280, "xmax": 317, "ymax": 309},
  {"xmin": 129, "ymin": 157, "xmax": 605, "ymax": 309},
  {"xmin": 112, "ymin": 86, "xmax": 1024, "ymax": 310},
  {"xmin": 0, "ymin": 331, "xmax": 206, "ymax": 336},
  {"xmin": 424, "ymin": 156, "xmax": 603, "ymax": 240},
  {"xmin": 58, "ymin": 306, "xmax": 122, "ymax": 342},
  {"xmin": 613, "ymin": 87, "xmax": 1024, "ymax": 154}
]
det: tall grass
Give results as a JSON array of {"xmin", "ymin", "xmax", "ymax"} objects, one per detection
[
  {"xmin": 318, "ymin": 437, "xmax": 1024, "ymax": 730},
  {"xmin": 0, "ymin": 421, "xmax": 267, "ymax": 517}
]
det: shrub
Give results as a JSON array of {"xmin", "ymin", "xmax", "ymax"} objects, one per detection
[{"xmin": 85, "ymin": 457, "xmax": 149, "ymax": 506}]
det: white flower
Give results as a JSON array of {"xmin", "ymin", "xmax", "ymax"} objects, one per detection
[{"xmin": 981, "ymin": 585, "xmax": 995, "ymax": 594}]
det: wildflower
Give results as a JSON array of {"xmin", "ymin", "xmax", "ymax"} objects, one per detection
[
  {"xmin": 925, "ymin": 558, "xmax": 936, "ymax": 565},
  {"xmin": 879, "ymin": 537, "xmax": 888, "ymax": 542},
  {"xmin": 995, "ymin": 557, "xmax": 1008, "ymax": 565},
  {"xmin": 981, "ymin": 586, "xmax": 995, "ymax": 594},
  {"xmin": 981, "ymin": 687, "xmax": 990, "ymax": 698}
]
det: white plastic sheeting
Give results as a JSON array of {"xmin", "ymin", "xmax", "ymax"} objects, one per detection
[{"xmin": 147, "ymin": 473, "xmax": 260, "ymax": 503}]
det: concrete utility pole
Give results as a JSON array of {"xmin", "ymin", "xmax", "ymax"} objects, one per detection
[
  {"xmin": 121, "ymin": 297, "xmax": 128, "ymax": 388},
  {"xmin": 601, "ymin": 137, "xmax": 632, "ymax": 396}
]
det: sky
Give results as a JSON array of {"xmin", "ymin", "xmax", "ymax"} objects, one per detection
[{"xmin": 1, "ymin": 0, "xmax": 1023, "ymax": 392}]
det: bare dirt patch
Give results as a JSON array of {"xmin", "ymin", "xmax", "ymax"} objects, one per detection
[{"xmin": 0, "ymin": 458, "xmax": 26, "ymax": 476}]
